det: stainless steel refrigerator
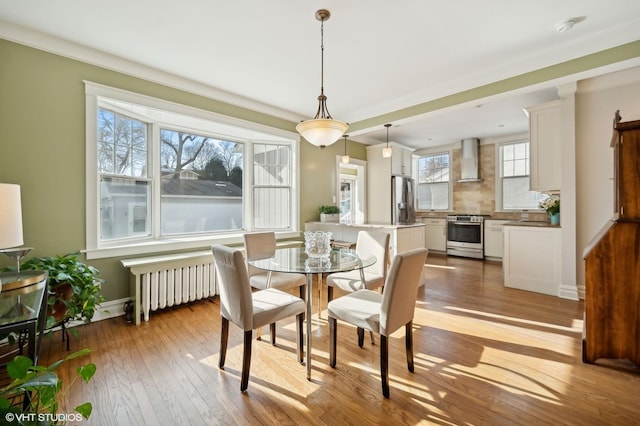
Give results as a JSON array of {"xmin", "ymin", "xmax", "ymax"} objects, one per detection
[{"xmin": 391, "ymin": 176, "xmax": 416, "ymax": 225}]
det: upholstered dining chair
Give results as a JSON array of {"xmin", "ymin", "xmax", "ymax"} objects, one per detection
[
  {"xmin": 211, "ymin": 244, "xmax": 305, "ymax": 392},
  {"xmin": 326, "ymin": 230, "xmax": 390, "ymax": 342},
  {"xmin": 325, "ymin": 230, "xmax": 390, "ymax": 303},
  {"xmin": 327, "ymin": 248, "xmax": 428, "ymax": 398},
  {"xmin": 243, "ymin": 232, "xmax": 306, "ymax": 299}
]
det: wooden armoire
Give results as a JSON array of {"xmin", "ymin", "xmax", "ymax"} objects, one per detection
[{"xmin": 583, "ymin": 111, "xmax": 640, "ymax": 366}]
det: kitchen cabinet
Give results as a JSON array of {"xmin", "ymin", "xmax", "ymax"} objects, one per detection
[
  {"xmin": 391, "ymin": 145, "xmax": 413, "ymax": 177},
  {"xmin": 503, "ymin": 224, "xmax": 561, "ymax": 296},
  {"xmin": 420, "ymin": 218, "xmax": 446, "ymax": 252},
  {"xmin": 304, "ymin": 222, "xmax": 425, "ymax": 259},
  {"xmin": 527, "ymin": 100, "xmax": 562, "ymax": 192},
  {"xmin": 367, "ymin": 143, "xmax": 414, "ymax": 224},
  {"xmin": 484, "ymin": 220, "xmax": 509, "ymax": 259}
]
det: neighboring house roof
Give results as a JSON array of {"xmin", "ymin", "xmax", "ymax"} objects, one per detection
[
  {"xmin": 101, "ymin": 178, "xmax": 241, "ymax": 198},
  {"xmin": 162, "ymin": 178, "xmax": 241, "ymax": 197}
]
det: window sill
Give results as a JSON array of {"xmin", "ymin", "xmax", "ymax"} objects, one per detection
[{"xmin": 85, "ymin": 231, "xmax": 300, "ymax": 260}]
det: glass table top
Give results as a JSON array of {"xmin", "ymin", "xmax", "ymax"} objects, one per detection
[
  {"xmin": 0, "ymin": 271, "xmax": 47, "ymax": 325},
  {"xmin": 248, "ymin": 247, "xmax": 376, "ymax": 274}
]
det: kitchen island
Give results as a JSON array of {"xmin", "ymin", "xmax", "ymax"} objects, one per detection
[
  {"xmin": 305, "ymin": 222, "xmax": 426, "ymax": 258},
  {"xmin": 502, "ymin": 221, "xmax": 561, "ymax": 296}
]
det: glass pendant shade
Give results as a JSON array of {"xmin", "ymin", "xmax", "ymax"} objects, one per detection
[
  {"xmin": 297, "ymin": 119, "xmax": 349, "ymax": 149},
  {"xmin": 382, "ymin": 123, "xmax": 393, "ymax": 158},
  {"xmin": 341, "ymin": 154, "xmax": 350, "ymax": 164}
]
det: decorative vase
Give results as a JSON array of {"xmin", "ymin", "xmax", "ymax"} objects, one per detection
[
  {"xmin": 304, "ymin": 231, "xmax": 332, "ymax": 258},
  {"xmin": 549, "ymin": 213, "xmax": 560, "ymax": 225}
]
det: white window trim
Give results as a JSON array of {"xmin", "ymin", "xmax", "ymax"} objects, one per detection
[
  {"xmin": 415, "ymin": 150, "xmax": 452, "ymax": 212},
  {"xmin": 495, "ymin": 138, "xmax": 545, "ymax": 213},
  {"xmin": 84, "ymin": 81, "xmax": 299, "ymax": 259}
]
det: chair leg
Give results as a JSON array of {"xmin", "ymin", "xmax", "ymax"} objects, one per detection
[
  {"xmin": 241, "ymin": 330, "xmax": 253, "ymax": 392},
  {"xmin": 380, "ymin": 334, "xmax": 390, "ymax": 398},
  {"xmin": 270, "ymin": 323, "xmax": 276, "ymax": 345},
  {"xmin": 327, "ymin": 286, "xmax": 333, "ymax": 304},
  {"xmin": 219, "ymin": 317, "xmax": 229, "ymax": 369},
  {"xmin": 357, "ymin": 327, "xmax": 365, "ymax": 348},
  {"xmin": 405, "ymin": 321, "xmax": 414, "ymax": 372},
  {"xmin": 296, "ymin": 312, "xmax": 304, "ymax": 363},
  {"xmin": 369, "ymin": 330, "xmax": 375, "ymax": 345},
  {"xmin": 329, "ymin": 316, "xmax": 337, "ymax": 368}
]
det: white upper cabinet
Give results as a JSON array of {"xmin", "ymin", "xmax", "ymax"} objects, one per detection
[
  {"xmin": 390, "ymin": 144, "xmax": 414, "ymax": 177},
  {"xmin": 527, "ymin": 100, "xmax": 562, "ymax": 192}
]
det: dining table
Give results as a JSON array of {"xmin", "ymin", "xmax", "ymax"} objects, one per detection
[{"xmin": 248, "ymin": 246, "xmax": 376, "ymax": 380}]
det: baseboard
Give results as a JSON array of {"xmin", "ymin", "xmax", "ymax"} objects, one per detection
[
  {"xmin": 54, "ymin": 298, "xmax": 128, "ymax": 331},
  {"xmin": 559, "ymin": 284, "xmax": 579, "ymax": 300}
]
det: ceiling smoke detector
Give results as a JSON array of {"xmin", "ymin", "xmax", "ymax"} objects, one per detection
[{"xmin": 555, "ymin": 18, "xmax": 577, "ymax": 33}]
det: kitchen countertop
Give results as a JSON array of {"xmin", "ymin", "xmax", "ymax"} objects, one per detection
[
  {"xmin": 306, "ymin": 221, "xmax": 425, "ymax": 229},
  {"xmin": 503, "ymin": 221, "xmax": 560, "ymax": 228}
]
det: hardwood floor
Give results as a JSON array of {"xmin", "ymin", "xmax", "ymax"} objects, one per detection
[{"xmin": 39, "ymin": 255, "xmax": 640, "ymax": 425}]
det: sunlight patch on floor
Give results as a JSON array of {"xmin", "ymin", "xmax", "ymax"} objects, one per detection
[
  {"xmin": 445, "ymin": 305, "xmax": 582, "ymax": 333},
  {"xmin": 424, "ymin": 263, "xmax": 457, "ymax": 270}
]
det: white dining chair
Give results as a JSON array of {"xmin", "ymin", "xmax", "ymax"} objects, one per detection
[
  {"xmin": 325, "ymin": 230, "xmax": 390, "ymax": 302},
  {"xmin": 327, "ymin": 248, "xmax": 428, "ymax": 398},
  {"xmin": 243, "ymin": 232, "xmax": 307, "ymax": 342},
  {"xmin": 325, "ymin": 230, "xmax": 390, "ymax": 341},
  {"xmin": 211, "ymin": 244, "xmax": 305, "ymax": 392}
]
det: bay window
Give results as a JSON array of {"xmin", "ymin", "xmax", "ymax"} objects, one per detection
[{"xmin": 85, "ymin": 82, "xmax": 299, "ymax": 258}]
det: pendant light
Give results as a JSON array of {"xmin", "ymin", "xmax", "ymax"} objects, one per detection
[
  {"xmin": 382, "ymin": 124, "xmax": 393, "ymax": 158},
  {"xmin": 341, "ymin": 134, "xmax": 350, "ymax": 164},
  {"xmin": 296, "ymin": 9, "xmax": 348, "ymax": 149}
]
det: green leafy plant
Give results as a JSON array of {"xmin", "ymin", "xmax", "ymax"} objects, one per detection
[
  {"xmin": 0, "ymin": 348, "xmax": 95, "ymax": 425},
  {"xmin": 318, "ymin": 205, "xmax": 340, "ymax": 214},
  {"xmin": 18, "ymin": 252, "xmax": 106, "ymax": 329}
]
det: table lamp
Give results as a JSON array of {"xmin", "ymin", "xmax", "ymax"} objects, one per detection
[{"xmin": 0, "ymin": 183, "xmax": 38, "ymax": 315}]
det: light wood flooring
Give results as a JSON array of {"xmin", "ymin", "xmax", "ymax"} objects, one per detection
[{"xmin": 39, "ymin": 255, "xmax": 640, "ymax": 425}]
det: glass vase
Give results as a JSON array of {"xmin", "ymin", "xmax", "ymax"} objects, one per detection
[{"xmin": 304, "ymin": 231, "xmax": 332, "ymax": 258}]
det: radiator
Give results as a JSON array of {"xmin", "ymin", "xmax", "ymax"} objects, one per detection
[{"xmin": 121, "ymin": 250, "xmax": 217, "ymax": 325}]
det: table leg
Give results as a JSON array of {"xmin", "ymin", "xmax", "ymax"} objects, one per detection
[{"xmin": 306, "ymin": 273, "xmax": 313, "ymax": 380}]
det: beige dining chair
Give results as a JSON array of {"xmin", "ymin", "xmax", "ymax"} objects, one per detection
[
  {"xmin": 244, "ymin": 232, "xmax": 307, "ymax": 342},
  {"xmin": 327, "ymin": 247, "xmax": 428, "ymax": 398},
  {"xmin": 211, "ymin": 244, "xmax": 305, "ymax": 392},
  {"xmin": 325, "ymin": 230, "xmax": 390, "ymax": 341},
  {"xmin": 243, "ymin": 232, "xmax": 306, "ymax": 299},
  {"xmin": 325, "ymin": 230, "xmax": 390, "ymax": 302}
]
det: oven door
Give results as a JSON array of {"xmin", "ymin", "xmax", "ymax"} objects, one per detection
[
  {"xmin": 446, "ymin": 221, "xmax": 484, "ymax": 258},
  {"xmin": 447, "ymin": 222, "xmax": 482, "ymax": 246}
]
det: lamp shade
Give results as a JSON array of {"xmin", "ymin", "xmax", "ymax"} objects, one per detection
[
  {"xmin": 297, "ymin": 119, "xmax": 349, "ymax": 149},
  {"xmin": 0, "ymin": 183, "xmax": 24, "ymax": 249}
]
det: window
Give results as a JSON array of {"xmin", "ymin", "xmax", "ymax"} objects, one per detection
[
  {"xmin": 85, "ymin": 82, "xmax": 298, "ymax": 258},
  {"xmin": 416, "ymin": 153, "xmax": 450, "ymax": 210},
  {"xmin": 498, "ymin": 140, "xmax": 546, "ymax": 210}
]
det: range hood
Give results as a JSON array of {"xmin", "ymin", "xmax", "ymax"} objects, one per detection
[{"xmin": 458, "ymin": 138, "xmax": 482, "ymax": 182}]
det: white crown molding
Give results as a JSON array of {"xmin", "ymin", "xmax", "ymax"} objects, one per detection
[{"xmin": 0, "ymin": 20, "xmax": 302, "ymax": 123}]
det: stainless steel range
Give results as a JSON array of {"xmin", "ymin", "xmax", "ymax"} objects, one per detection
[{"xmin": 446, "ymin": 215, "xmax": 484, "ymax": 259}]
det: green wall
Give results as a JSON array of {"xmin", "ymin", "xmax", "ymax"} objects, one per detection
[{"xmin": 0, "ymin": 39, "xmax": 366, "ymax": 301}]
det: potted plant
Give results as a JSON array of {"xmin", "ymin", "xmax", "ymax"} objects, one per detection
[
  {"xmin": 0, "ymin": 348, "xmax": 95, "ymax": 424},
  {"xmin": 318, "ymin": 205, "xmax": 340, "ymax": 223},
  {"xmin": 18, "ymin": 253, "xmax": 105, "ymax": 330}
]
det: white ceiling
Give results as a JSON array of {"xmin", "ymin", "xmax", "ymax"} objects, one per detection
[{"xmin": 2, "ymin": 1, "xmax": 640, "ymax": 150}]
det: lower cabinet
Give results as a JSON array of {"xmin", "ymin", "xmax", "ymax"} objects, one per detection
[
  {"xmin": 484, "ymin": 220, "xmax": 509, "ymax": 259},
  {"xmin": 503, "ymin": 225, "xmax": 561, "ymax": 296},
  {"xmin": 421, "ymin": 218, "xmax": 446, "ymax": 252}
]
